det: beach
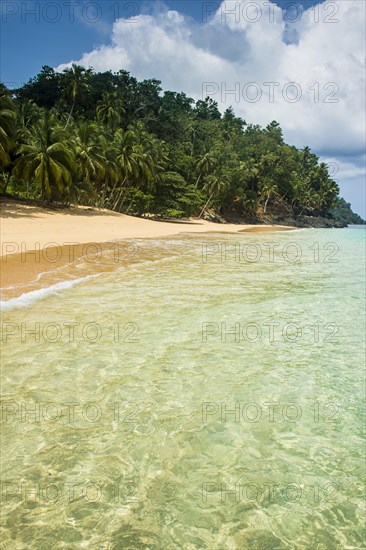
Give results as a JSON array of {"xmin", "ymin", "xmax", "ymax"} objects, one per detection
[
  {"xmin": 0, "ymin": 200, "xmax": 295, "ymax": 300},
  {"xmin": 3, "ymin": 2, "xmax": 364, "ymax": 544},
  {"xmin": 1, "ymin": 200, "xmax": 295, "ymax": 249}
]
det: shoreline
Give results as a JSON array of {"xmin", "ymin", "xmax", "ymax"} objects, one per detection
[
  {"xmin": 1, "ymin": 200, "xmax": 296, "ymax": 254},
  {"xmin": 1, "ymin": 201, "xmax": 297, "ymax": 302}
]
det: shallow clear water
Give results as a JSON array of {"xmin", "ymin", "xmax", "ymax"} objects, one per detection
[{"xmin": 1, "ymin": 227, "xmax": 365, "ymax": 549}]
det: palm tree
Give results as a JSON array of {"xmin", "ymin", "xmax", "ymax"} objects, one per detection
[
  {"xmin": 199, "ymin": 173, "xmax": 228, "ymax": 218},
  {"xmin": 17, "ymin": 99, "xmax": 41, "ymax": 130},
  {"xmin": 260, "ymin": 179, "xmax": 278, "ymax": 213},
  {"xmin": 242, "ymin": 190, "xmax": 259, "ymax": 216},
  {"xmin": 0, "ymin": 87, "xmax": 17, "ymax": 193},
  {"xmin": 110, "ymin": 128, "xmax": 139, "ymax": 210},
  {"xmin": 14, "ymin": 111, "xmax": 76, "ymax": 201},
  {"xmin": 97, "ymin": 134, "xmax": 120, "ymax": 208},
  {"xmin": 109, "ymin": 122, "xmax": 167, "ymax": 212},
  {"xmin": 96, "ymin": 92, "xmax": 125, "ymax": 132},
  {"xmin": 134, "ymin": 129, "xmax": 167, "ymax": 190},
  {"xmin": 74, "ymin": 121, "xmax": 106, "ymax": 185},
  {"xmin": 186, "ymin": 122, "xmax": 199, "ymax": 156},
  {"xmin": 0, "ymin": 87, "xmax": 16, "ymax": 170},
  {"xmin": 195, "ymin": 150, "xmax": 216, "ymax": 188},
  {"xmin": 62, "ymin": 64, "xmax": 91, "ymax": 128},
  {"xmin": 239, "ymin": 159, "xmax": 259, "ymax": 193}
]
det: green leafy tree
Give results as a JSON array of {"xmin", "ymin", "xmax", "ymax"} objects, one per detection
[
  {"xmin": 74, "ymin": 121, "xmax": 106, "ymax": 188},
  {"xmin": 195, "ymin": 150, "xmax": 217, "ymax": 188},
  {"xmin": 14, "ymin": 112, "xmax": 76, "ymax": 201},
  {"xmin": 96, "ymin": 92, "xmax": 125, "ymax": 132},
  {"xmin": 62, "ymin": 64, "xmax": 91, "ymax": 128},
  {"xmin": 194, "ymin": 97, "xmax": 221, "ymax": 120},
  {"xmin": 9, "ymin": 66, "xmax": 361, "ymax": 223},
  {"xmin": 0, "ymin": 85, "xmax": 17, "ymax": 185},
  {"xmin": 199, "ymin": 172, "xmax": 229, "ymax": 218},
  {"xmin": 0, "ymin": 92, "xmax": 18, "ymax": 195},
  {"xmin": 15, "ymin": 66, "xmax": 62, "ymax": 109}
]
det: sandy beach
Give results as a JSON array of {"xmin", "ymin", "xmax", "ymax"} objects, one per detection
[
  {"xmin": 1, "ymin": 200, "xmax": 295, "ymax": 250},
  {"xmin": 0, "ymin": 200, "xmax": 295, "ymax": 300}
]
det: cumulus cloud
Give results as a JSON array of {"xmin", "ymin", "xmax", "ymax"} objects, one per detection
[{"xmin": 56, "ymin": 0, "xmax": 365, "ymax": 213}]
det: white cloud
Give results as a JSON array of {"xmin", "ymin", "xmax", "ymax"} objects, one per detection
[
  {"xmin": 322, "ymin": 157, "xmax": 366, "ymax": 181},
  {"xmin": 56, "ymin": 0, "xmax": 365, "ymax": 212}
]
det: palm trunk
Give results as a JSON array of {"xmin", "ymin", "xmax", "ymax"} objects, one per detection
[
  {"xmin": 112, "ymin": 178, "xmax": 127, "ymax": 211},
  {"xmin": 125, "ymin": 199, "xmax": 134, "ymax": 214},
  {"xmin": 65, "ymin": 101, "xmax": 75, "ymax": 129},
  {"xmin": 112, "ymin": 187, "xmax": 125, "ymax": 211},
  {"xmin": 100, "ymin": 180, "xmax": 109, "ymax": 208},
  {"xmin": 107, "ymin": 179, "xmax": 120, "ymax": 208},
  {"xmin": 118, "ymin": 187, "xmax": 130, "ymax": 211},
  {"xmin": 1, "ymin": 171, "xmax": 11, "ymax": 194},
  {"xmin": 199, "ymin": 192, "xmax": 214, "ymax": 219},
  {"xmin": 264, "ymin": 193, "xmax": 270, "ymax": 214}
]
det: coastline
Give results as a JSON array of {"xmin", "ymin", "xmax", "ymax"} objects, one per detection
[{"xmin": 1, "ymin": 201, "xmax": 296, "ymax": 301}]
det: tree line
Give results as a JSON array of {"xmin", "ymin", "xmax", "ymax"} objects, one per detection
[{"xmin": 0, "ymin": 64, "xmax": 362, "ymax": 223}]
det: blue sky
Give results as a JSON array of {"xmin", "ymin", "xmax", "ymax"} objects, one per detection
[
  {"xmin": 1, "ymin": 0, "xmax": 322, "ymax": 87},
  {"xmin": 1, "ymin": 0, "xmax": 365, "ymax": 217}
]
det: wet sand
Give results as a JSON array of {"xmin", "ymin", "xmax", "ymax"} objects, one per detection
[{"xmin": 1, "ymin": 201, "xmax": 296, "ymax": 300}]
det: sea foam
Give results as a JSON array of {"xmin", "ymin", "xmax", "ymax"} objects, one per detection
[{"xmin": 0, "ymin": 275, "xmax": 100, "ymax": 312}]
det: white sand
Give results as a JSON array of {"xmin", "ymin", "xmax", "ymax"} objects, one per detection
[{"xmin": 1, "ymin": 201, "xmax": 295, "ymax": 257}]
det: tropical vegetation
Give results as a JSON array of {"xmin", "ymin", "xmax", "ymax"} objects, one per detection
[{"xmin": 0, "ymin": 66, "xmax": 363, "ymax": 224}]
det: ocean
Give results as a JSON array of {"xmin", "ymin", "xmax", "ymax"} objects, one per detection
[{"xmin": 1, "ymin": 227, "xmax": 365, "ymax": 548}]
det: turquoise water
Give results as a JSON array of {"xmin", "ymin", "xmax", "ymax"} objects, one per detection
[{"xmin": 1, "ymin": 227, "xmax": 365, "ymax": 549}]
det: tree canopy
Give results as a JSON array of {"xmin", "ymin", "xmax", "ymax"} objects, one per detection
[{"xmin": 0, "ymin": 65, "xmax": 362, "ymax": 224}]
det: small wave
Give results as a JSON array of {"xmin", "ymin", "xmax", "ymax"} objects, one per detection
[
  {"xmin": 278, "ymin": 228, "xmax": 306, "ymax": 233},
  {"xmin": 0, "ymin": 274, "xmax": 101, "ymax": 312},
  {"xmin": 1, "ymin": 263, "xmax": 77, "ymax": 292}
]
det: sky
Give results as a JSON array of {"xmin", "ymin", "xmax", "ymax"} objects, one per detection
[{"xmin": 1, "ymin": 0, "xmax": 365, "ymax": 217}]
